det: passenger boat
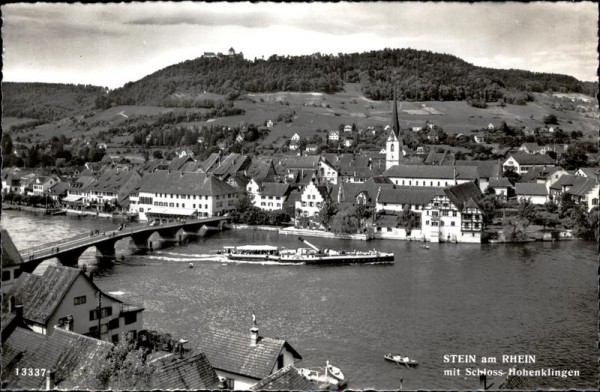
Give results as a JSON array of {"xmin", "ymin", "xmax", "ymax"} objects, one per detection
[
  {"xmin": 384, "ymin": 353, "xmax": 418, "ymax": 367},
  {"xmin": 221, "ymin": 237, "xmax": 394, "ymax": 265}
]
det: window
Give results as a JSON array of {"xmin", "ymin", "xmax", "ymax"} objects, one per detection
[
  {"xmin": 112, "ymin": 334, "xmax": 119, "ymax": 343},
  {"xmin": 387, "ymin": 227, "xmax": 392, "ymax": 232},
  {"xmin": 451, "ymin": 221, "xmax": 455, "ymax": 226},
  {"xmin": 426, "ymin": 220, "xmax": 430, "ymax": 225},
  {"xmin": 90, "ymin": 307, "xmax": 113, "ymax": 321},
  {"xmin": 124, "ymin": 312, "xmax": 137, "ymax": 325},
  {"xmin": 74, "ymin": 296, "xmax": 86, "ymax": 306},
  {"xmin": 2, "ymin": 270, "xmax": 10, "ymax": 281},
  {"xmin": 452, "ymin": 211, "xmax": 457, "ymax": 217},
  {"xmin": 390, "ymin": 144, "xmax": 394, "ymax": 152},
  {"xmin": 108, "ymin": 318, "xmax": 120, "ymax": 330}
]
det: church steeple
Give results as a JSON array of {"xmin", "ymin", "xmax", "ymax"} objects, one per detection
[
  {"xmin": 392, "ymin": 91, "xmax": 400, "ymax": 138},
  {"xmin": 385, "ymin": 90, "xmax": 402, "ymax": 170}
]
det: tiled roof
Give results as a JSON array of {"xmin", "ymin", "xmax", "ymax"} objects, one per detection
[
  {"xmin": 521, "ymin": 142, "xmax": 542, "ymax": 152},
  {"xmin": 489, "ymin": 177, "xmax": 513, "ymax": 188},
  {"xmin": 549, "ymin": 174, "xmax": 578, "ymax": 190},
  {"xmin": 297, "ymin": 170, "xmax": 317, "ymax": 186},
  {"xmin": 48, "ymin": 181, "xmax": 70, "ymax": 195},
  {"xmin": 151, "ymin": 353, "xmax": 220, "ymax": 390},
  {"xmin": 200, "ymin": 153, "xmax": 221, "ymax": 172},
  {"xmin": 444, "ymin": 182, "xmax": 484, "ymax": 211},
  {"xmin": 139, "ymin": 171, "xmax": 236, "ymax": 196},
  {"xmin": 212, "ymin": 153, "xmax": 251, "ymax": 177},
  {"xmin": 285, "ymin": 190, "xmax": 302, "ymax": 209},
  {"xmin": 197, "ymin": 329, "xmax": 301, "ymax": 380},
  {"xmin": 261, "ymin": 182, "xmax": 290, "ymax": 197},
  {"xmin": 339, "ymin": 166, "xmax": 374, "ymax": 178},
  {"xmin": 378, "ymin": 187, "xmax": 443, "ymax": 205},
  {"xmin": 2, "ymin": 327, "xmax": 112, "ymax": 390},
  {"xmin": 5, "ymin": 266, "xmax": 81, "ymax": 324},
  {"xmin": 1, "ymin": 229, "xmax": 23, "ymax": 267},
  {"xmin": 86, "ymin": 169, "xmax": 140, "ymax": 193},
  {"xmin": 168, "ymin": 155, "xmax": 195, "ymax": 171},
  {"xmin": 276, "ymin": 156, "xmax": 320, "ymax": 171},
  {"xmin": 251, "ymin": 365, "xmax": 318, "ymax": 391},
  {"xmin": 568, "ymin": 176, "xmax": 598, "ymax": 197},
  {"xmin": 383, "ymin": 164, "xmax": 478, "ymax": 180},
  {"xmin": 520, "ymin": 166, "xmax": 565, "ymax": 182},
  {"xmin": 246, "ymin": 159, "xmax": 277, "ymax": 184},
  {"xmin": 454, "ymin": 160, "xmax": 501, "ymax": 179},
  {"xmin": 332, "ymin": 178, "xmax": 395, "ymax": 206},
  {"xmin": 515, "ymin": 183, "xmax": 548, "ymax": 196},
  {"xmin": 424, "ymin": 150, "xmax": 454, "ymax": 165},
  {"xmin": 577, "ymin": 167, "xmax": 600, "ymax": 179},
  {"xmin": 507, "ymin": 153, "xmax": 555, "ymax": 165}
]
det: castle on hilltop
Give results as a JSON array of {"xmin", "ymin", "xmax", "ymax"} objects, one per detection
[{"xmin": 202, "ymin": 47, "xmax": 243, "ymax": 59}]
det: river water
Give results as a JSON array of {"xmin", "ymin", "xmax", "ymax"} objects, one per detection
[{"xmin": 2, "ymin": 210, "xmax": 597, "ymax": 389}]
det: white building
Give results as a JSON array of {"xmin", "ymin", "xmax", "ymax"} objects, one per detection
[
  {"xmin": 515, "ymin": 183, "xmax": 549, "ymax": 205},
  {"xmin": 199, "ymin": 324, "xmax": 302, "ymax": 390},
  {"xmin": 295, "ymin": 182, "xmax": 330, "ymax": 217},
  {"xmin": 328, "ymin": 131, "xmax": 339, "ymax": 141},
  {"xmin": 319, "ymin": 159, "xmax": 338, "ymax": 185},
  {"xmin": 131, "ymin": 171, "xmax": 238, "ymax": 221},
  {"xmin": 32, "ymin": 176, "xmax": 58, "ymax": 195},
  {"xmin": 383, "ymin": 165, "xmax": 479, "ymax": 188},
  {"xmin": 503, "ymin": 153, "xmax": 556, "ymax": 175},
  {"xmin": 6, "ymin": 265, "xmax": 144, "ymax": 343},
  {"xmin": 246, "ymin": 180, "xmax": 290, "ymax": 211}
]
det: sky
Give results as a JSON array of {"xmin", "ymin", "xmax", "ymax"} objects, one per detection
[{"xmin": 2, "ymin": 2, "xmax": 598, "ymax": 89}]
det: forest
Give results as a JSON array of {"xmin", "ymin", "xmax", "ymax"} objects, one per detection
[{"xmin": 103, "ymin": 48, "xmax": 596, "ymax": 107}]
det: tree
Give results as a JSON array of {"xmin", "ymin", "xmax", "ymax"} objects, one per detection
[
  {"xmin": 560, "ymin": 142, "xmax": 589, "ymax": 170},
  {"xmin": 317, "ymin": 200, "xmax": 338, "ymax": 229},
  {"xmin": 152, "ymin": 150, "xmax": 163, "ymax": 159},
  {"xmin": 543, "ymin": 113, "xmax": 558, "ymax": 125},
  {"xmin": 503, "ymin": 168, "xmax": 521, "ymax": 185},
  {"xmin": 330, "ymin": 205, "xmax": 361, "ymax": 235}
]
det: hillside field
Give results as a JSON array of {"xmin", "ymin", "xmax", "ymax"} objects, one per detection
[{"xmin": 6, "ymin": 83, "xmax": 598, "ymax": 148}]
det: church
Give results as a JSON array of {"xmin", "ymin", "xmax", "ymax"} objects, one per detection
[{"xmin": 385, "ymin": 93, "xmax": 404, "ymax": 170}]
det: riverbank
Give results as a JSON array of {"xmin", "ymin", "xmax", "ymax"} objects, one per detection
[{"xmin": 225, "ymin": 223, "xmax": 371, "ymax": 240}]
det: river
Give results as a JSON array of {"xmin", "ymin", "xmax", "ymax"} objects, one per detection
[{"xmin": 2, "ymin": 210, "xmax": 597, "ymax": 389}]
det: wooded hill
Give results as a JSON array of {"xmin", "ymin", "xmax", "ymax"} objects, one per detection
[
  {"xmin": 2, "ymin": 48, "xmax": 596, "ymax": 121},
  {"xmin": 104, "ymin": 48, "xmax": 595, "ymax": 107},
  {"xmin": 2, "ymin": 82, "xmax": 106, "ymax": 121}
]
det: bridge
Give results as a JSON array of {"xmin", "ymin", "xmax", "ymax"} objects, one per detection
[{"xmin": 18, "ymin": 216, "xmax": 230, "ymax": 272}]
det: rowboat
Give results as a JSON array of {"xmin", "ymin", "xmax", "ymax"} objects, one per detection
[{"xmin": 384, "ymin": 353, "xmax": 418, "ymax": 367}]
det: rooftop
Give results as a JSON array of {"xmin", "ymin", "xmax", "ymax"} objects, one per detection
[
  {"xmin": 383, "ymin": 164, "xmax": 478, "ymax": 180},
  {"xmin": 151, "ymin": 353, "xmax": 220, "ymax": 390},
  {"xmin": 139, "ymin": 171, "xmax": 236, "ymax": 196},
  {"xmin": 515, "ymin": 183, "xmax": 548, "ymax": 196},
  {"xmin": 197, "ymin": 328, "xmax": 301, "ymax": 380}
]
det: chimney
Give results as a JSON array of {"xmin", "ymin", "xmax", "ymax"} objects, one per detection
[
  {"xmin": 8, "ymin": 296, "xmax": 15, "ymax": 313},
  {"xmin": 14, "ymin": 304, "xmax": 23, "ymax": 322},
  {"xmin": 46, "ymin": 369, "xmax": 55, "ymax": 390},
  {"xmin": 250, "ymin": 313, "xmax": 258, "ymax": 346}
]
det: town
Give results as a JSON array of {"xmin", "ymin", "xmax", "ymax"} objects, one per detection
[{"xmin": 1, "ymin": 6, "xmax": 598, "ymax": 387}]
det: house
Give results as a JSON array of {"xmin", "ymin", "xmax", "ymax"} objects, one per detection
[
  {"xmin": 473, "ymin": 134, "xmax": 486, "ymax": 144},
  {"xmin": 328, "ymin": 131, "xmax": 339, "ymax": 142},
  {"xmin": 169, "ymin": 155, "xmax": 196, "ymax": 171},
  {"xmin": 197, "ymin": 323, "xmax": 302, "ymax": 390},
  {"xmin": 515, "ymin": 183, "xmax": 549, "ymax": 204},
  {"xmin": 318, "ymin": 158, "xmax": 338, "ymax": 185},
  {"xmin": 211, "ymin": 153, "xmax": 251, "ymax": 179},
  {"xmin": 291, "ymin": 133, "xmax": 301, "ymax": 142},
  {"xmin": 4, "ymin": 265, "xmax": 144, "ymax": 342},
  {"xmin": 200, "ymin": 152, "xmax": 222, "ymax": 172},
  {"xmin": 488, "ymin": 177, "xmax": 513, "ymax": 200},
  {"xmin": 203, "ymin": 52, "xmax": 217, "ymax": 58},
  {"xmin": 551, "ymin": 175, "xmax": 599, "ymax": 211},
  {"xmin": 575, "ymin": 167, "xmax": 600, "ymax": 179},
  {"xmin": 1, "ymin": 323, "xmax": 112, "ymax": 390},
  {"xmin": 519, "ymin": 142, "xmax": 544, "ymax": 154},
  {"xmin": 131, "ymin": 171, "xmax": 238, "ymax": 220},
  {"xmin": 250, "ymin": 365, "xmax": 319, "ymax": 391},
  {"xmin": 248, "ymin": 182, "xmax": 290, "ymax": 211},
  {"xmin": 48, "ymin": 181, "xmax": 70, "ymax": 202},
  {"xmin": 453, "ymin": 160, "xmax": 502, "ymax": 192},
  {"xmin": 343, "ymin": 138, "xmax": 354, "ymax": 148},
  {"xmin": 150, "ymin": 353, "xmax": 220, "ymax": 390},
  {"xmin": 376, "ymin": 181, "xmax": 484, "ymax": 243},
  {"xmin": 424, "ymin": 150, "xmax": 454, "ymax": 166},
  {"xmin": 1, "ymin": 229, "xmax": 24, "ymax": 294},
  {"xmin": 64, "ymin": 175, "xmax": 96, "ymax": 207},
  {"xmin": 295, "ymin": 182, "xmax": 330, "ymax": 217},
  {"xmin": 502, "ymin": 153, "xmax": 556, "ymax": 175},
  {"xmin": 305, "ymin": 144, "xmax": 319, "ymax": 154},
  {"xmin": 488, "ymin": 123, "xmax": 495, "ymax": 130},
  {"xmin": 332, "ymin": 176, "xmax": 395, "ymax": 208},
  {"xmin": 86, "ymin": 169, "xmax": 142, "ymax": 208},
  {"xmin": 266, "ymin": 120, "xmax": 274, "ymax": 128},
  {"xmin": 383, "ymin": 165, "xmax": 479, "ymax": 188},
  {"xmin": 343, "ymin": 124, "xmax": 353, "ymax": 133},
  {"xmin": 423, "ymin": 182, "xmax": 484, "ymax": 243},
  {"xmin": 32, "ymin": 175, "xmax": 59, "ymax": 195},
  {"xmin": 288, "ymin": 141, "xmax": 300, "ymax": 151},
  {"xmin": 519, "ymin": 166, "xmax": 569, "ymax": 190},
  {"xmin": 338, "ymin": 166, "xmax": 374, "ymax": 183},
  {"xmin": 2, "ymin": 172, "xmax": 21, "ymax": 194}
]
